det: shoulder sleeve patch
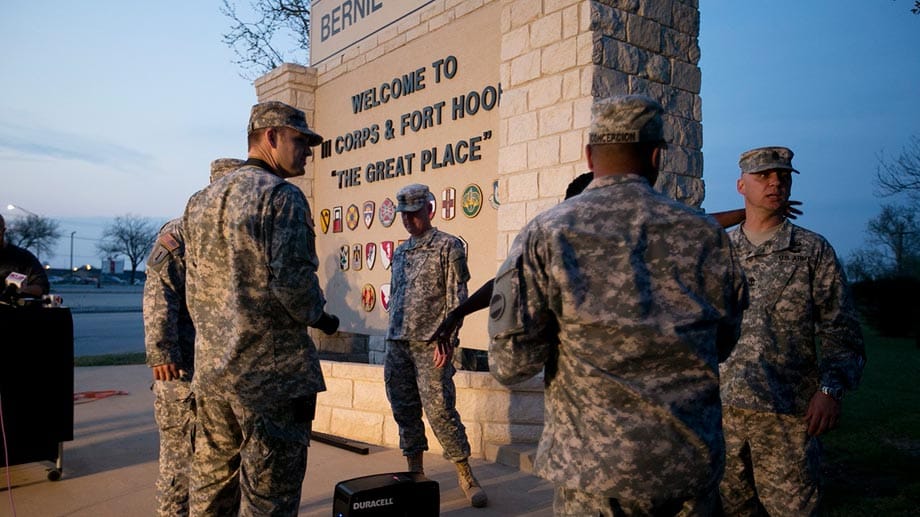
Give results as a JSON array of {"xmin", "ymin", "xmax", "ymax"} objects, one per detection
[{"xmin": 158, "ymin": 232, "xmax": 181, "ymax": 252}]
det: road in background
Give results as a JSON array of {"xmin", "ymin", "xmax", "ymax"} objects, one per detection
[
  {"xmin": 51, "ymin": 284, "xmax": 145, "ymax": 357},
  {"xmin": 73, "ymin": 312, "xmax": 144, "ymax": 356}
]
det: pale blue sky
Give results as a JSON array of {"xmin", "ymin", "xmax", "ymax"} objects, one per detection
[{"xmin": 1, "ymin": 1, "xmax": 918, "ymax": 269}]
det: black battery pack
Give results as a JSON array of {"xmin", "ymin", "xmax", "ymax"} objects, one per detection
[{"xmin": 332, "ymin": 471, "xmax": 439, "ymax": 516}]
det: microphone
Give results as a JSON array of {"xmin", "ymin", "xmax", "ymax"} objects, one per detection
[
  {"xmin": 2, "ymin": 272, "xmax": 40, "ymax": 307},
  {"xmin": 5, "ymin": 272, "xmax": 26, "ymax": 291}
]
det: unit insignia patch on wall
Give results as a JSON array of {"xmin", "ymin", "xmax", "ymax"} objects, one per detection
[
  {"xmin": 379, "ymin": 197, "xmax": 396, "ymax": 227},
  {"xmin": 333, "ymin": 206, "xmax": 344, "ymax": 233},
  {"xmin": 339, "ymin": 245, "xmax": 350, "ymax": 271},
  {"xmin": 460, "ymin": 183, "xmax": 482, "ymax": 217},
  {"xmin": 365, "ymin": 242, "xmax": 377, "ymax": 270},
  {"xmin": 441, "ymin": 187, "xmax": 456, "ymax": 220},
  {"xmin": 381, "ymin": 241, "xmax": 394, "ymax": 269},
  {"xmin": 320, "ymin": 208, "xmax": 331, "ymax": 234},
  {"xmin": 361, "ymin": 283, "xmax": 376, "ymax": 312},
  {"xmin": 489, "ymin": 180, "xmax": 501, "ymax": 209},
  {"xmin": 346, "ymin": 204, "xmax": 360, "ymax": 231},
  {"xmin": 462, "ymin": 184, "xmax": 483, "ymax": 218},
  {"xmin": 351, "ymin": 244, "xmax": 363, "ymax": 271},
  {"xmin": 380, "ymin": 283, "xmax": 391, "ymax": 312},
  {"xmin": 428, "ymin": 193, "xmax": 437, "ymax": 220},
  {"xmin": 363, "ymin": 201, "xmax": 375, "ymax": 229}
]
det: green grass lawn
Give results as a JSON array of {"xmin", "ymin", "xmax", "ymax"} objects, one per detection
[{"xmin": 823, "ymin": 329, "xmax": 920, "ymax": 515}]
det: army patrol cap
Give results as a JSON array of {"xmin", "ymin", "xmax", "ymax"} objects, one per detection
[
  {"xmin": 209, "ymin": 158, "xmax": 244, "ymax": 182},
  {"xmin": 589, "ymin": 94, "xmax": 664, "ymax": 145},
  {"xmin": 739, "ymin": 146, "xmax": 800, "ymax": 175},
  {"xmin": 247, "ymin": 101, "xmax": 323, "ymax": 146},
  {"xmin": 395, "ymin": 183, "xmax": 433, "ymax": 213}
]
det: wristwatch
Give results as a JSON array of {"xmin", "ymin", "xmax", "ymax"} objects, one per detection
[{"xmin": 820, "ymin": 386, "xmax": 844, "ymax": 401}]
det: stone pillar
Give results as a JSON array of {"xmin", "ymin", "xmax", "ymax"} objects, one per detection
[{"xmin": 496, "ymin": 0, "xmax": 703, "ymax": 262}]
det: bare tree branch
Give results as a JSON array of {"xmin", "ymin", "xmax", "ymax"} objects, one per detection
[
  {"xmin": 876, "ymin": 135, "xmax": 920, "ymax": 205},
  {"xmin": 97, "ymin": 214, "xmax": 159, "ymax": 284},
  {"xmin": 5, "ymin": 214, "xmax": 61, "ymax": 262},
  {"xmin": 221, "ymin": 0, "xmax": 312, "ymax": 80}
]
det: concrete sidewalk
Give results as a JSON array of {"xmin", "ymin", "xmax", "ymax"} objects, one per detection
[{"xmin": 1, "ymin": 365, "xmax": 553, "ymax": 517}]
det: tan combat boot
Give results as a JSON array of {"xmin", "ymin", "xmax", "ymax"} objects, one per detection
[
  {"xmin": 407, "ymin": 452, "xmax": 424, "ymax": 474},
  {"xmin": 455, "ymin": 460, "xmax": 488, "ymax": 508}
]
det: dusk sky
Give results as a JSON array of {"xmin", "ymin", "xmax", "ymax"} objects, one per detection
[{"xmin": 1, "ymin": 1, "xmax": 918, "ymax": 269}]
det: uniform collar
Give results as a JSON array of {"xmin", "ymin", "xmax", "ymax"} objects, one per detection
[
  {"xmin": 242, "ymin": 157, "xmax": 279, "ymax": 176},
  {"xmin": 584, "ymin": 173, "xmax": 650, "ymax": 191},
  {"xmin": 406, "ymin": 226, "xmax": 438, "ymax": 248},
  {"xmin": 737, "ymin": 219, "xmax": 795, "ymax": 257}
]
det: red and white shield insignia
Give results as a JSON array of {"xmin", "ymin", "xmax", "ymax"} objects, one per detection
[
  {"xmin": 363, "ymin": 201, "xmax": 375, "ymax": 229},
  {"xmin": 332, "ymin": 206, "xmax": 343, "ymax": 233},
  {"xmin": 428, "ymin": 192, "xmax": 436, "ymax": 220},
  {"xmin": 339, "ymin": 245, "xmax": 350, "ymax": 271},
  {"xmin": 351, "ymin": 244, "xmax": 363, "ymax": 271},
  {"xmin": 365, "ymin": 242, "xmax": 377, "ymax": 270},
  {"xmin": 441, "ymin": 187, "xmax": 456, "ymax": 220},
  {"xmin": 381, "ymin": 241, "xmax": 394, "ymax": 270},
  {"xmin": 380, "ymin": 283, "xmax": 391, "ymax": 312}
]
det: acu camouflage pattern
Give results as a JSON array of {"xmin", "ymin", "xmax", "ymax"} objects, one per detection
[
  {"xmin": 143, "ymin": 217, "xmax": 196, "ymax": 516},
  {"xmin": 183, "ymin": 163, "xmax": 327, "ymax": 407},
  {"xmin": 384, "ymin": 339, "xmax": 471, "ymax": 461},
  {"xmin": 489, "ymin": 174, "xmax": 748, "ymax": 501},
  {"xmin": 152, "ymin": 381, "xmax": 194, "ymax": 516},
  {"xmin": 722, "ymin": 221, "xmax": 865, "ymax": 415},
  {"xmin": 553, "ymin": 484, "xmax": 720, "ymax": 516},
  {"xmin": 721, "ymin": 406, "xmax": 822, "ymax": 516},
  {"xmin": 385, "ymin": 226, "xmax": 472, "ymax": 460},
  {"xmin": 386, "ymin": 227, "xmax": 470, "ymax": 342},
  {"xmin": 144, "ymin": 218, "xmax": 194, "ymax": 372}
]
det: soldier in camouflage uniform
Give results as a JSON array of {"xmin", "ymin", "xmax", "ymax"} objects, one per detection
[
  {"xmin": 720, "ymin": 146, "xmax": 865, "ymax": 516},
  {"xmin": 385, "ymin": 183, "xmax": 488, "ymax": 508},
  {"xmin": 489, "ymin": 95, "xmax": 748, "ymax": 516},
  {"xmin": 182, "ymin": 101, "xmax": 339, "ymax": 516},
  {"xmin": 143, "ymin": 158, "xmax": 242, "ymax": 517}
]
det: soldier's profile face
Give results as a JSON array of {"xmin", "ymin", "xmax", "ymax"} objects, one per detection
[{"xmin": 274, "ymin": 127, "xmax": 311, "ymax": 178}]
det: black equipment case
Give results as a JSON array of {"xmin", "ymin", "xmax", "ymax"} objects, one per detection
[{"xmin": 332, "ymin": 471, "xmax": 439, "ymax": 516}]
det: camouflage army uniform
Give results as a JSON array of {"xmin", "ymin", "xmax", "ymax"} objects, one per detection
[
  {"xmin": 144, "ymin": 218, "xmax": 195, "ymax": 517},
  {"xmin": 385, "ymin": 227, "xmax": 473, "ymax": 461},
  {"xmin": 720, "ymin": 221, "xmax": 865, "ymax": 516},
  {"xmin": 489, "ymin": 174, "xmax": 747, "ymax": 515},
  {"xmin": 183, "ymin": 161, "xmax": 327, "ymax": 516}
]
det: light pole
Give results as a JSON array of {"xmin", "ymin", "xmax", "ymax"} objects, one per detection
[
  {"xmin": 6, "ymin": 204, "xmax": 39, "ymax": 217},
  {"xmin": 70, "ymin": 231, "xmax": 76, "ymax": 277}
]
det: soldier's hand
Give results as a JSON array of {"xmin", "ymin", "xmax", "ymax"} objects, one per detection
[
  {"xmin": 152, "ymin": 363, "xmax": 180, "ymax": 381},
  {"xmin": 785, "ymin": 200, "xmax": 803, "ymax": 220},
  {"xmin": 804, "ymin": 390, "xmax": 840, "ymax": 437},
  {"xmin": 429, "ymin": 310, "xmax": 461, "ymax": 345},
  {"xmin": 434, "ymin": 340, "xmax": 454, "ymax": 368}
]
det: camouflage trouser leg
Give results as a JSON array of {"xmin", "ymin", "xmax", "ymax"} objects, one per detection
[
  {"xmin": 553, "ymin": 484, "xmax": 720, "ymax": 517},
  {"xmin": 721, "ymin": 406, "xmax": 821, "ymax": 517},
  {"xmin": 384, "ymin": 340, "xmax": 471, "ymax": 462},
  {"xmin": 190, "ymin": 394, "xmax": 312, "ymax": 517},
  {"xmin": 153, "ymin": 379, "xmax": 195, "ymax": 517}
]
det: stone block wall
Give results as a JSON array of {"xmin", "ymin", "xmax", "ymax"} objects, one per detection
[
  {"xmin": 313, "ymin": 360, "xmax": 546, "ymax": 459},
  {"xmin": 495, "ymin": 0, "xmax": 703, "ymax": 262}
]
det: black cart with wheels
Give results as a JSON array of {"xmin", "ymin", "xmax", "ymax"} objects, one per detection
[{"xmin": 0, "ymin": 305, "xmax": 74, "ymax": 481}]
